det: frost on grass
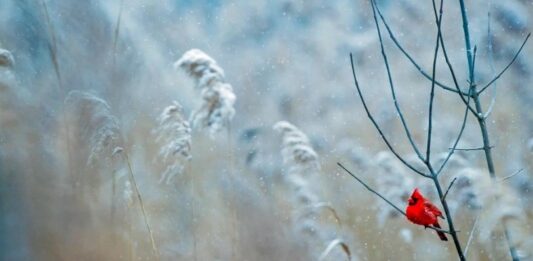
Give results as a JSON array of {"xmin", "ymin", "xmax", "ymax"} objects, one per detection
[
  {"xmin": 174, "ymin": 49, "xmax": 236, "ymax": 137},
  {"xmin": 0, "ymin": 48, "xmax": 14, "ymax": 68},
  {"xmin": 153, "ymin": 101, "xmax": 192, "ymax": 184},
  {"xmin": 65, "ymin": 90, "xmax": 122, "ymax": 166}
]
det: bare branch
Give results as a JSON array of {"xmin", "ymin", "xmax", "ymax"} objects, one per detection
[
  {"xmin": 458, "ymin": 0, "xmax": 522, "ymax": 259},
  {"xmin": 337, "ymin": 162, "xmax": 406, "ymax": 216},
  {"xmin": 425, "ymin": 0, "xmax": 445, "ymax": 164},
  {"xmin": 433, "ymin": 0, "xmax": 475, "ymax": 176},
  {"xmin": 436, "ymin": 91, "xmax": 471, "ymax": 176},
  {"xmin": 370, "ymin": 0, "xmax": 426, "ymax": 162},
  {"xmin": 373, "ymin": 2, "xmax": 466, "ymax": 95},
  {"xmin": 349, "ymin": 54, "xmax": 429, "ymax": 177},
  {"xmin": 432, "ymin": 14, "xmax": 478, "ymax": 116},
  {"xmin": 478, "ymin": 33, "xmax": 531, "ymax": 94},
  {"xmin": 426, "ymin": 224, "xmax": 458, "ymax": 235},
  {"xmin": 448, "ymin": 145, "xmax": 493, "ymax": 151},
  {"xmin": 499, "ymin": 169, "xmax": 524, "ymax": 182},
  {"xmin": 442, "ymin": 177, "xmax": 457, "ymax": 201},
  {"xmin": 339, "ymin": 162, "xmax": 457, "ymax": 236}
]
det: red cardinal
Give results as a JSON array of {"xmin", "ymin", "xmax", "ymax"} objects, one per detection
[{"xmin": 406, "ymin": 188, "xmax": 448, "ymax": 241}]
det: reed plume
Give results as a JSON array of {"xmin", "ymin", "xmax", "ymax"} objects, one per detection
[
  {"xmin": 65, "ymin": 91, "xmax": 159, "ymax": 259},
  {"xmin": 174, "ymin": 49, "xmax": 236, "ymax": 137},
  {"xmin": 274, "ymin": 121, "xmax": 352, "ymax": 260},
  {"xmin": 152, "ymin": 101, "xmax": 192, "ymax": 184},
  {"xmin": 65, "ymin": 90, "xmax": 122, "ymax": 167},
  {"xmin": 273, "ymin": 121, "xmax": 319, "ymax": 176}
]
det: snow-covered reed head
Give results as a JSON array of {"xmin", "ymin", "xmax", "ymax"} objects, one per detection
[
  {"xmin": 273, "ymin": 121, "xmax": 319, "ymax": 175},
  {"xmin": 174, "ymin": 49, "xmax": 235, "ymax": 137},
  {"xmin": 65, "ymin": 90, "xmax": 122, "ymax": 165},
  {"xmin": 274, "ymin": 121, "xmax": 352, "ymax": 259},
  {"xmin": 153, "ymin": 101, "xmax": 192, "ymax": 184},
  {"xmin": 0, "ymin": 48, "xmax": 14, "ymax": 68},
  {"xmin": 174, "ymin": 49, "xmax": 225, "ymax": 88}
]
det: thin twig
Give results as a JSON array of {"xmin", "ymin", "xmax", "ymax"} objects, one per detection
[
  {"xmin": 373, "ymin": 3, "xmax": 465, "ymax": 95},
  {"xmin": 349, "ymin": 54, "xmax": 429, "ymax": 177},
  {"xmin": 448, "ymin": 145, "xmax": 493, "ymax": 151},
  {"xmin": 428, "ymin": 2, "xmax": 466, "ymax": 259},
  {"xmin": 436, "ymin": 91, "xmax": 471, "ymax": 175},
  {"xmin": 425, "ymin": 0, "xmax": 444, "ymax": 164},
  {"xmin": 472, "ymin": 46, "xmax": 478, "ymax": 75},
  {"xmin": 338, "ymin": 162, "xmax": 453, "ymax": 235},
  {"xmin": 442, "ymin": 177, "xmax": 457, "ymax": 201},
  {"xmin": 370, "ymin": 0, "xmax": 425, "ymax": 162},
  {"xmin": 337, "ymin": 162, "xmax": 406, "ymax": 215},
  {"xmin": 478, "ymin": 33, "xmax": 531, "ymax": 94},
  {"xmin": 499, "ymin": 169, "xmax": 524, "ymax": 182},
  {"xmin": 433, "ymin": 22, "xmax": 477, "ymax": 116},
  {"xmin": 432, "ymin": 0, "xmax": 475, "ymax": 176}
]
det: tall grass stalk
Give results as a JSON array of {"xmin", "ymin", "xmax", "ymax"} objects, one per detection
[
  {"xmin": 122, "ymin": 151, "xmax": 160, "ymax": 260},
  {"xmin": 39, "ymin": 0, "xmax": 75, "ymax": 187},
  {"xmin": 457, "ymin": 1, "xmax": 529, "ymax": 259},
  {"xmin": 112, "ymin": 0, "xmax": 125, "ymax": 67}
]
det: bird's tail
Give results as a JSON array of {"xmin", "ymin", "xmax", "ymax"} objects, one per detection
[{"xmin": 433, "ymin": 222, "xmax": 448, "ymax": 241}]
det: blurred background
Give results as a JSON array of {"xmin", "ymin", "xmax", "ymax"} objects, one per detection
[{"xmin": 0, "ymin": 0, "xmax": 532, "ymax": 260}]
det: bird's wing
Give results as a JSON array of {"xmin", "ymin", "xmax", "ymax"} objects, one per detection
[{"xmin": 424, "ymin": 201, "xmax": 443, "ymax": 218}]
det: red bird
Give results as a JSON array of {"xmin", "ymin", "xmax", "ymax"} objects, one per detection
[{"xmin": 406, "ymin": 188, "xmax": 448, "ymax": 241}]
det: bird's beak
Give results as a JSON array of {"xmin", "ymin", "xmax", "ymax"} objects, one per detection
[{"xmin": 408, "ymin": 198, "xmax": 414, "ymax": 204}]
